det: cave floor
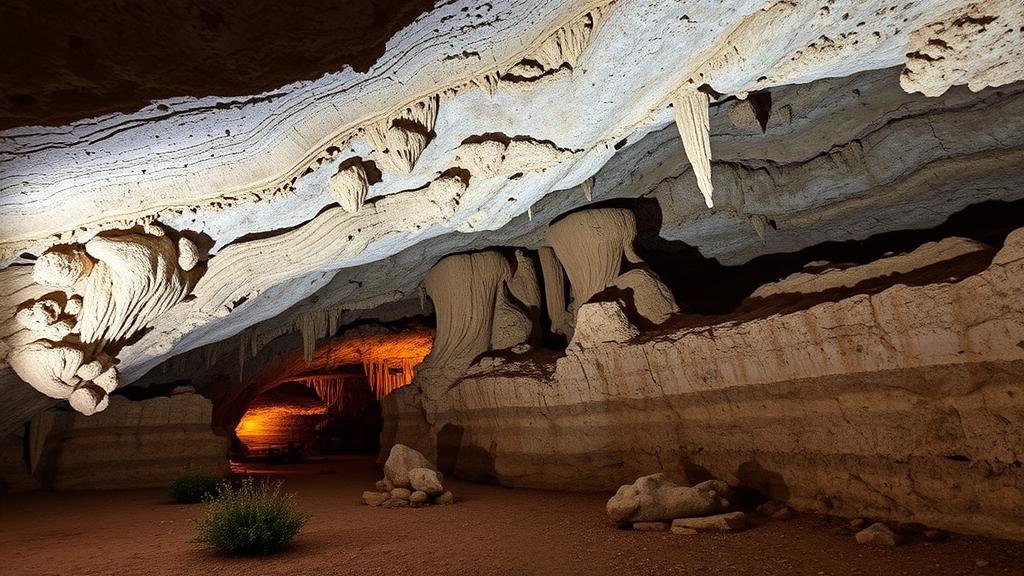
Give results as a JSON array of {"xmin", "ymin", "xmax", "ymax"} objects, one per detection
[{"xmin": 2, "ymin": 456, "xmax": 1021, "ymax": 576}]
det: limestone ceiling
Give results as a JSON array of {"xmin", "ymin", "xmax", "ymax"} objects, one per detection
[{"xmin": 1, "ymin": 0, "xmax": 1023, "ymax": 426}]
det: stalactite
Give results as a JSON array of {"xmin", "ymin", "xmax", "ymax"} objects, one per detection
[
  {"xmin": 294, "ymin": 305, "xmax": 346, "ymax": 364},
  {"xmin": 582, "ymin": 176, "xmax": 594, "ymax": 201},
  {"xmin": 672, "ymin": 88, "xmax": 715, "ymax": 208},
  {"xmin": 330, "ymin": 159, "xmax": 369, "ymax": 214},
  {"xmin": 367, "ymin": 95, "xmax": 440, "ymax": 175},
  {"xmin": 299, "ymin": 375, "xmax": 348, "ymax": 410},
  {"xmin": 362, "ymin": 357, "xmax": 419, "ymax": 400},
  {"xmin": 238, "ymin": 330, "xmax": 249, "ymax": 381}
]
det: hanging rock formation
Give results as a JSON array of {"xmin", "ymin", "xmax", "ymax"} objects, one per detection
[
  {"xmin": 0, "ymin": 0, "xmax": 1022, "ymax": 544},
  {"xmin": 367, "ymin": 95, "xmax": 440, "ymax": 175},
  {"xmin": 672, "ymin": 89, "xmax": 715, "ymax": 207},
  {"xmin": 547, "ymin": 208, "xmax": 678, "ymax": 334},
  {"xmin": 421, "ymin": 251, "xmax": 534, "ymax": 371},
  {"xmin": 3, "ymin": 225, "xmax": 202, "ymax": 415}
]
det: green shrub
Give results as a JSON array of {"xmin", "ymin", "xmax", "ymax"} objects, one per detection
[
  {"xmin": 168, "ymin": 474, "xmax": 222, "ymax": 504},
  {"xmin": 194, "ymin": 478, "xmax": 308, "ymax": 556}
]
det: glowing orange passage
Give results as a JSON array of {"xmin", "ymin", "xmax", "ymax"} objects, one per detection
[
  {"xmin": 235, "ymin": 332, "xmax": 433, "ymax": 450},
  {"xmin": 235, "ymin": 404, "xmax": 327, "ymax": 451}
]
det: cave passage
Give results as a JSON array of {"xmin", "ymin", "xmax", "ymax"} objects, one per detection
[{"xmin": 232, "ymin": 370, "xmax": 383, "ymax": 466}]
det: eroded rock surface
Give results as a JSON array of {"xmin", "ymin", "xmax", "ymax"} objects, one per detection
[
  {"xmin": 29, "ymin": 391, "xmax": 227, "ymax": 490},
  {"xmin": 606, "ymin": 474, "xmax": 732, "ymax": 524},
  {"xmin": 0, "ymin": 0, "xmax": 1021, "ymax": 542},
  {"xmin": 401, "ymin": 227, "xmax": 1024, "ymax": 540}
]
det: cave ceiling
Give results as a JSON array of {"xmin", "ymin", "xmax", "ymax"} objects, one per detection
[{"xmin": 1, "ymin": 0, "xmax": 1022, "ymax": 429}]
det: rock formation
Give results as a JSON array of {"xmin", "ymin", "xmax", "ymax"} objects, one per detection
[
  {"xmin": 408, "ymin": 227, "xmax": 1024, "ymax": 539},
  {"xmin": 606, "ymin": 474, "xmax": 732, "ymax": 525},
  {"xmin": 363, "ymin": 444, "xmax": 454, "ymax": 508},
  {"xmin": 0, "ymin": 0, "xmax": 1022, "ymax": 546},
  {"xmin": 421, "ymin": 250, "xmax": 535, "ymax": 370},
  {"xmin": 547, "ymin": 208, "xmax": 678, "ymax": 334},
  {"xmin": 3, "ymin": 225, "xmax": 202, "ymax": 415},
  {"xmin": 26, "ymin": 390, "xmax": 227, "ymax": 490}
]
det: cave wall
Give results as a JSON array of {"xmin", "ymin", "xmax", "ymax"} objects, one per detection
[
  {"xmin": 30, "ymin": 392, "xmax": 227, "ymax": 491},
  {"xmin": 389, "ymin": 228, "xmax": 1024, "ymax": 539}
]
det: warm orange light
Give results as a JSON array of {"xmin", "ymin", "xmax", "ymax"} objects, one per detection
[
  {"xmin": 360, "ymin": 333, "xmax": 433, "ymax": 399},
  {"xmin": 235, "ymin": 404, "xmax": 327, "ymax": 450}
]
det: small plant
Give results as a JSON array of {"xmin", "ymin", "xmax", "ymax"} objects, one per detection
[
  {"xmin": 194, "ymin": 478, "xmax": 308, "ymax": 556},
  {"xmin": 168, "ymin": 474, "xmax": 222, "ymax": 504}
]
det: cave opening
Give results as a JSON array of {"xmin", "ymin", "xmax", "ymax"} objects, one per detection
[
  {"xmin": 228, "ymin": 324, "xmax": 433, "ymax": 469},
  {"xmin": 232, "ymin": 370, "xmax": 382, "ymax": 465}
]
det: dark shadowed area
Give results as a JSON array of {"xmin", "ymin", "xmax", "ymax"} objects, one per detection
[{"xmin": 0, "ymin": 0, "xmax": 434, "ymax": 130}]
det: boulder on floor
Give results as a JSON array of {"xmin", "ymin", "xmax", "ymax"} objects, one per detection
[
  {"xmin": 409, "ymin": 467, "xmax": 445, "ymax": 495},
  {"xmin": 855, "ymin": 522, "xmax": 901, "ymax": 546},
  {"xmin": 362, "ymin": 491, "xmax": 389, "ymax": 507},
  {"xmin": 606, "ymin": 473, "xmax": 732, "ymax": 524},
  {"xmin": 384, "ymin": 444, "xmax": 437, "ymax": 488}
]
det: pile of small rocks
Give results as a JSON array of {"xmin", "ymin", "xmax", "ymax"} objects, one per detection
[{"xmin": 362, "ymin": 444, "xmax": 455, "ymax": 509}]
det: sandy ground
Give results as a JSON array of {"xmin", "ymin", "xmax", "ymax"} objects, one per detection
[{"xmin": 2, "ymin": 456, "xmax": 1022, "ymax": 576}]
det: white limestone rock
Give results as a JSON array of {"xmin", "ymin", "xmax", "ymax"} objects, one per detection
[
  {"xmin": 606, "ymin": 474, "xmax": 732, "ymax": 524},
  {"xmin": 409, "ymin": 467, "xmax": 445, "ymax": 496},
  {"xmin": 384, "ymin": 444, "xmax": 437, "ymax": 489}
]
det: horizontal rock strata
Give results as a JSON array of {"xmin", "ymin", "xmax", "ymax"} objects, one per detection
[
  {"xmin": 395, "ymin": 228, "xmax": 1024, "ymax": 540},
  {"xmin": 32, "ymin": 392, "xmax": 228, "ymax": 490}
]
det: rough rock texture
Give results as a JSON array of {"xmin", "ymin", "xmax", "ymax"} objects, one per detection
[
  {"xmin": 5, "ymin": 0, "xmax": 1022, "ymax": 430},
  {"xmin": 409, "ymin": 468, "xmax": 445, "ymax": 496},
  {"xmin": 569, "ymin": 301, "xmax": 639, "ymax": 349},
  {"xmin": 5, "ymin": 61, "xmax": 1022, "ymax": 433},
  {"xmin": 401, "ymin": 228, "xmax": 1024, "ymax": 540},
  {"xmin": 606, "ymin": 474, "xmax": 731, "ymax": 524},
  {"xmin": 27, "ymin": 392, "xmax": 227, "ymax": 490},
  {"xmin": 855, "ymin": 523, "xmax": 901, "ymax": 547},
  {"xmin": 384, "ymin": 444, "xmax": 437, "ymax": 489},
  {"xmin": 900, "ymin": 0, "xmax": 1024, "ymax": 97},
  {"xmin": 671, "ymin": 512, "xmax": 748, "ymax": 533}
]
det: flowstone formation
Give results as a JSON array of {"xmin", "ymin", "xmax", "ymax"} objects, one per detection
[
  {"xmin": 410, "ymin": 207, "xmax": 677, "ymax": 377},
  {"xmin": 0, "ymin": 0, "xmax": 1022, "ymax": 546},
  {"xmin": 2, "ymin": 225, "xmax": 202, "ymax": 415}
]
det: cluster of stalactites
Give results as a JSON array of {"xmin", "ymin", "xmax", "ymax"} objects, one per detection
[
  {"xmin": 297, "ymin": 375, "xmax": 349, "ymax": 410},
  {"xmin": 366, "ymin": 95, "xmax": 440, "ymax": 176},
  {"xmin": 236, "ymin": 305, "xmax": 345, "ymax": 380},
  {"xmin": 363, "ymin": 357, "xmax": 420, "ymax": 401}
]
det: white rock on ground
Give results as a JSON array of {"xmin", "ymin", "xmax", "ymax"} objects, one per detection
[
  {"xmin": 606, "ymin": 474, "xmax": 732, "ymax": 524},
  {"xmin": 384, "ymin": 444, "xmax": 437, "ymax": 489},
  {"xmin": 854, "ymin": 523, "xmax": 901, "ymax": 546},
  {"xmin": 670, "ymin": 512, "xmax": 748, "ymax": 533}
]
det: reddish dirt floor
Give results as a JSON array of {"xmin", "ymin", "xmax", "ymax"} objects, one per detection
[{"xmin": 2, "ymin": 456, "xmax": 1022, "ymax": 576}]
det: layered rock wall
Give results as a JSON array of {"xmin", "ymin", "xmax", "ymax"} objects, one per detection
[
  {"xmin": 32, "ymin": 392, "xmax": 227, "ymax": 490},
  {"xmin": 392, "ymin": 228, "xmax": 1024, "ymax": 540}
]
